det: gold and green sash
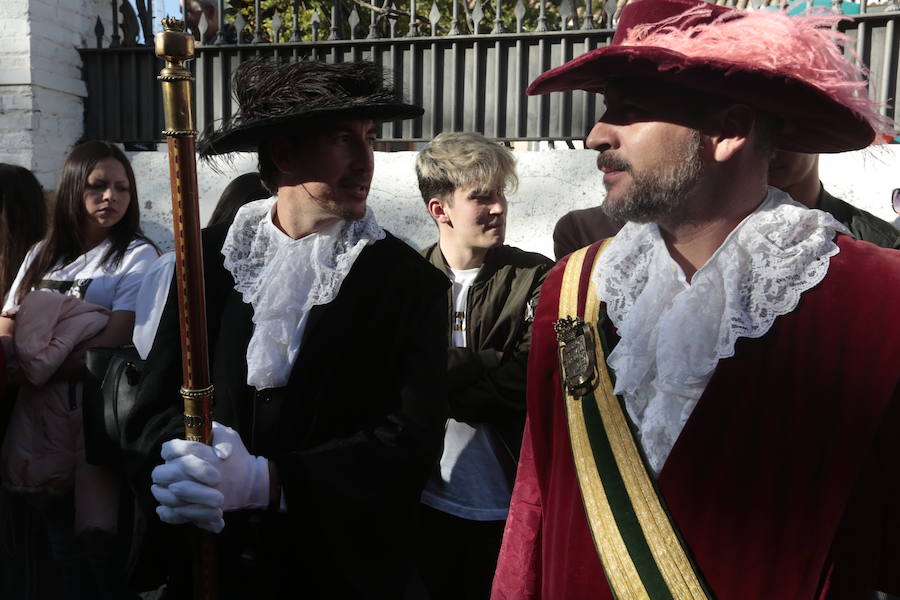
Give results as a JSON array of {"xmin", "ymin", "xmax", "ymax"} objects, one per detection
[{"xmin": 556, "ymin": 242, "xmax": 714, "ymax": 600}]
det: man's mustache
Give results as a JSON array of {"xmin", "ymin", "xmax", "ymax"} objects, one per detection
[{"xmin": 597, "ymin": 153, "xmax": 632, "ymax": 173}]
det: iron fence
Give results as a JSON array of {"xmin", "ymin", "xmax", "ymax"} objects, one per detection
[{"xmin": 78, "ymin": 0, "xmax": 900, "ymax": 145}]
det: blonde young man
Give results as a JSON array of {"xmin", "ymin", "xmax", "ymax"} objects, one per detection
[{"xmin": 415, "ymin": 132, "xmax": 552, "ymax": 600}]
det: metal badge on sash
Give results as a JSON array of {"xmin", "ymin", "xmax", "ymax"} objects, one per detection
[{"xmin": 554, "ymin": 316, "xmax": 599, "ymax": 397}]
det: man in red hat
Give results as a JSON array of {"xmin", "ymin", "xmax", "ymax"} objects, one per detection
[{"xmin": 492, "ymin": 1, "xmax": 900, "ymax": 598}]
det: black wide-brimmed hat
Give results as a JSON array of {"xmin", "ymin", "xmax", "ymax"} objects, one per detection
[
  {"xmin": 527, "ymin": 0, "xmax": 894, "ymax": 153},
  {"xmin": 199, "ymin": 59, "xmax": 423, "ymax": 157}
]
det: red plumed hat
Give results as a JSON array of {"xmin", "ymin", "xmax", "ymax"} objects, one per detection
[{"xmin": 527, "ymin": 0, "xmax": 894, "ymax": 153}]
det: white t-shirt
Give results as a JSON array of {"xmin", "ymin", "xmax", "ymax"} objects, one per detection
[
  {"xmin": 3, "ymin": 238, "xmax": 158, "ymax": 313},
  {"xmin": 421, "ymin": 265, "xmax": 516, "ymax": 522},
  {"xmin": 449, "ymin": 267, "xmax": 480, "ymax": 348},
  {"xmin": 132, "ymin": 251, "xmax": 176, "ymax": 359}
]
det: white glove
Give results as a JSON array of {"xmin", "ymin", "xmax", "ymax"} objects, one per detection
[{"xmin": 151, "ymin": 421, "xmax": 270, "ymax": 534}]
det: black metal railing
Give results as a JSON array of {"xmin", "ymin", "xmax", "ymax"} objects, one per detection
[{"xmin": 78, "ymin": 0, "xmax": 900, "ymax": 145}]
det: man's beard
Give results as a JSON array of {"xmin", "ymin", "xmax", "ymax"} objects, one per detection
[
  {"xmin": 599, "ymin": 130, "xmax": 703, "ymax": 224},
  {"xmin": 302, "ymin": 182, "xmax": 368, "ymax": 222},
  {"xmin": 316, "ymin": 197, "xmax": 366, "ymax": 221}
]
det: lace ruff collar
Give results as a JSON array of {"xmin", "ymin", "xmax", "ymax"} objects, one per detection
[
  {"xmin": 592, "ymin": 187, "xmax": 849, "ymax": 474},
  {"xmin": 222, "ymin": 197, "xmax": 385, "ymax": 389}
]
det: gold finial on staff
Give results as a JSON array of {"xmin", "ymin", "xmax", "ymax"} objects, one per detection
[{"xmin": 157, "ymin": 18, "xmax": 197, "ymax": 138}]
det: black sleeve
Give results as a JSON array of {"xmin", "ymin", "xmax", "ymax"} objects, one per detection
[
  {"xmin": 273, "ymin": 283, "xmax": 447, "ymax": 507},
  {"xmin": 119, "ymin": 225, "xmax": 229, "ymax": 516},
  {"xmin": 270, "ymin": 275, "xmax": 448, "ymax": 593}
]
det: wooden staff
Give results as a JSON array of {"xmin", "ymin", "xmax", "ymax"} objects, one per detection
[{"xmin": 155, "ymin": 17, "xmax": 218, "ymax": 600}]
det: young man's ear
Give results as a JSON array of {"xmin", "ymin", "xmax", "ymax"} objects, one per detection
[{"xmin": 427, "ymin": 197, "xmax": 451, "ymax": 224}]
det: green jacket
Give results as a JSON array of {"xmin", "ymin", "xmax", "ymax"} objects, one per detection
[
  {"xmin": 422, "ymin": 243, "xmax": 553, "ymax": 459},
  {"xmin": 819, "ymin": 187, "xmax": 900, "ymax": 250}
]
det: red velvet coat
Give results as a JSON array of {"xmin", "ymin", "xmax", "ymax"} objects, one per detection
[{"xmin": 492, "ymin": 235, "xmax": 900, "ymax": 600}]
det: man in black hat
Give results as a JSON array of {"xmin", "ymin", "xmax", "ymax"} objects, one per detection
[{"xmin": 124, "ymin": 59, "xmax": 449, "ymax": 599}]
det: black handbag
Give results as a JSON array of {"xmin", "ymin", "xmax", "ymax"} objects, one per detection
[{"xmin": 82, "ymin": 346, "xmax": 145, "ymax": 467}]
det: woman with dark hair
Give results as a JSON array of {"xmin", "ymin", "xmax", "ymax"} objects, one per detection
[
  {"xmin": 0, "ymin": 140, "xmax": 158, "ymax": 598},
  {"xmin": 1, "ymin": 141, "xmax": 158, "ymax": 343},
  {"xmin": 0, "ymin": 164, "xmax": 47, "ymax": 304}
]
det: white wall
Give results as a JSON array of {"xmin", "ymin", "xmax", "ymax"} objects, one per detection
[
  {"xmin": 128, "ymin": 146, "xmax": 900, "ymax": 260},
  {"xmin": 0, "ymin": 0, "xmax": 112, "ymax": 188}
]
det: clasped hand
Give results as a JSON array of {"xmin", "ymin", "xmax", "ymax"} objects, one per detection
[{"xmin": 151, "ymin": 421, "xmax": 269, "ymax": 533}]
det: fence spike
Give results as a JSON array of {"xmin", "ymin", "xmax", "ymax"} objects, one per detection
[
  {"xmin": 235, "ymin": 12, "xmax": 247, "ymax": 42},
  {"xmin": 605, "ymin": 0, "xmax": 617, "ymax": 27},
  {"xmin": 492, "ymin": 0, "xmax": 506, "ymax": 33},
  {"xmin": 472, "ymin": 0, "xmax": 484, "ymax": 34},
  {"xmin": 449, "ymin": 0, "xmax": 461, "ymax": 34},
  {"xmin": 215, "ymin": 0, "xmax": 226, "ymax": 44},
  {"xmin": 291, "ymin": 0, "xmax": 302, "ymax": 41},
  {"xmin": 582, "ymin": 0, "xmax": 595, "ymax": 29},
  {"xmin": 386, "ymin": 0, "xmax": 397, "ymax": 37},
  {"xmin": 329, "ymin": 0, "xmax": 343, "ymax": 40},
  {"xmin": 536, "ymin": 0, "xmax": 548, "ymax": 32},
  {"xmin": 408, "ymin": 0, "xmax": 420, "ymax": 35},
  {"xmin": 272, "ymin": 10, "xmax": 283, "ymax": 41},
  {"xmin": 349, "ymin": 7, "xmax": 361, "ymax": 39},
  {"xmin": 366, "ymin": 0, "xmax": 381, "ymax": 40},
  {"xmin": 109, "ymin": 0, "xmax": 121, "ymax": 47},
  {"xmin": 198, "ymin": 10, "xmax": 209, "ymax": 43},
  {"xmin": 253, "ymin": 0, "xmax": 263, "ymax": 43},
  {"xmin": 429, "ymin": 2, "xmax": 441, "ymax": 35},
  {"xmin": 514, "ymin": 0, "xmax": 525, "ymax": 32},
  {"xmin": 560, "ymin": 0, "xmax": 574, "ymax": 31},
  {"xmin": 311, "ymin": 10, "xmax": 321, "ymax": 41},
  {"xmin": 368, "ymin": 0, "xmax": 382, "ymax": 38},
  {"xmin": 94, "ymin": 15, "xmax": 105, "ymax": 49}
]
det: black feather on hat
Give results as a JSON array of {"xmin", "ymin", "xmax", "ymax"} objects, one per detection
[{"xmin": 199, "ymin": 59, "xmax": 423, "ymax": 157}]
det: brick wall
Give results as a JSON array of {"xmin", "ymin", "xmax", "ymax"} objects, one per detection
[
  {"xmin": 0, "ymin": 0, "xmax": 113, "ymax": 188},
  {"xmin": 0, "ymin": 1, "xmax": 34, "ymax": 175}
]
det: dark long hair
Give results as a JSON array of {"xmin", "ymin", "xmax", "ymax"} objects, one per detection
[
  {"xmin": 16, "ymin": 141, "xmax": 156, "ymax": 303},
  {"xmin": 207, "ymin": 172, "xmax": 270, "ymax": 228},
  {"xmin": 0, "ymin": 164, "xmax": 47, "ymax": 301}
]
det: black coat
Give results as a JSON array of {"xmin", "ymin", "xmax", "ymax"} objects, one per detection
[{"xmin": 122, "ymin": 223, "xmax": 449, "ymax": 599}]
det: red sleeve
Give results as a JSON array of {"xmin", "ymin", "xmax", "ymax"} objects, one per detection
[
  {"xmin": 492, "ymin": 413, "xmax": 543, "ymax": 600},
  {"xmin": 876, "ymin": 387, "xmax": 900, "ymax": 594},
  {"xmin": 492, "ymin": 258, "xmax": 570, "ymax": 600}
]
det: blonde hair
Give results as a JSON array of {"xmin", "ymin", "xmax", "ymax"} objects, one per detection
[{"xmin": 415, "ymin": 132, "xmax": 518, "ymax": 204}]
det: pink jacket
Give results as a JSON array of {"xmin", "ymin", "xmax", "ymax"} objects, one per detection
[{"xmin": 0, "ymin": 291, "xmax": 120, "ymax": 533}]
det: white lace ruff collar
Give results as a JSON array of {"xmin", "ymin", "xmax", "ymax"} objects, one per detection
[
  {"xmin": 222, "ymin": 197, "xmax": 385, "ymax": 389},
  {"xmin": 592, "ymin": 187, "xmax": 849, "ymax": 475}
]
